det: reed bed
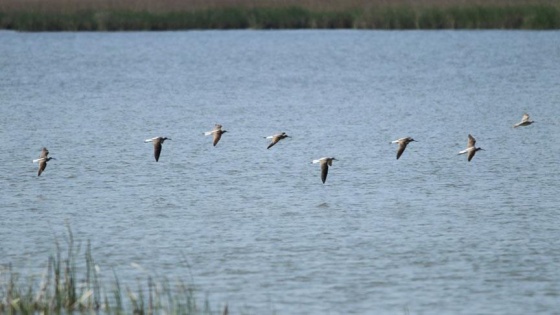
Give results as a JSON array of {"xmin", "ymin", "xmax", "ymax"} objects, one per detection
[
  {"xmin": 0, "ymin": 227, "xmax": 223, "ymax": 314},
  {"xmin": 0, "ymin": 0, "xmax": 559, "ymax": 30}
]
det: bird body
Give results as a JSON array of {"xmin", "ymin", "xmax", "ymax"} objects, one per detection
[
  {"xmin": 312, "ymin": 157, "xmax": 337, "ymax": 184},
  {"xmin": 391, "ymin": 137, "xmax": 416, "ymax": 159},
  {"xmin": 513, "ymin": 113, "xmax": 534, "ymax": 128},
  {"xmin": 458, "ymin": 134, "xmax": 483, "ymax": 162},
  {"xmin": 33, "ymin": 147, "xmax": 55, "ymax": 176},
  {"xmin": 204, "ymin": 124, "xmax": 227, "ymax": 146},
  {"xmin": 265, "ymin": 132, "xmax": 289, "ymax": 149},
  {"xmin": 145, "ymin": 137, "xmax": 171, "ymax": 162}
]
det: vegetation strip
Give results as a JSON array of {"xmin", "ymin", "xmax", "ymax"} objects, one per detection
[
  {"xmin": 1, "ymin": 3, "xmax": 559, "ymax": 31},
  {"xmin": 0, "ymin": 227, "xmax": 221, "ymax": 314}
]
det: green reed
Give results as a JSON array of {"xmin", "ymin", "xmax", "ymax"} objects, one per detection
[
  {"xmin": 0, "ymin": 2, "xmax": 559, "ymax": 31},
  {"xmin": 0, "ymin": 226, "xmax": 224, "ymax": 314}
]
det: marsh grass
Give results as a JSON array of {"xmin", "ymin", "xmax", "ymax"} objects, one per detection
[
  {"xmin": 0, "ymin": 0, "xmax": 559, "ymax": 30},
  {"xmin": 0, "ymin": 227, "xmax": 223, "ymax": 314}
]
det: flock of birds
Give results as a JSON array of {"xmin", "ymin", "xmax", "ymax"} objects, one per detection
[{"xmin": 33, "ymin": 114, "xmax": 535, "ymax": 183}]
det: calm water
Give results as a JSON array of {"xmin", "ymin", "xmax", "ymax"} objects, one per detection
[{"xmin": 1, "ymin": 30, "xmax": 560, "ymax": 314}]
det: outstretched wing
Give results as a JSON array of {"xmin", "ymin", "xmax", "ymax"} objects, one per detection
[
  {"xmin": 396, "ymin": 143, "xmax": 407, "ymax": 160},
  {"xmin": 467, "ymin": 134, "xmax": 476, "ymax": 148},
  {"xmin": 321, "ymin": 162, "xmax": 329, "ymax": 184},
  {"xmin": 267, "ymin": 136, "xmax": 280, "ymax": 149},
  {"xmin": 154, "ymin": 141, "xmax": 162, "ymax": 162},
  {"xmin": 467, "ymin": 149, "xmax": 476, "ymax": 162},
  {"xmin": 213, "ymin": 132, "xmax": 222, "ymax": 146},
  {"xmin": 38, "ymin": 160, "xmax": 47, "ymax": 176},
  {"xmin": 522, "ymin": 113, "xmax": 530, "ymax": 122}
]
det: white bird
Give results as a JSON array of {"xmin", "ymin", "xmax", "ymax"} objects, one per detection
[
  {"xmin": 513, "ymin": 113, "xmax": 534, "ymax": 128},
  {"xmin": 265, "ymin": 132, "xmax": 289, "ymax": 149},
  {"xmin": 391, "ymin": 137, "xmax": 416, "ymax": 160},
  {"xmin": 312, "ymin": 157, "xmax": 337, "ymax": 184},
  {"xmin": 458, "ymin": 134, "xmax": 483, "ymax": 162},
  {"xmin": 204, "ymin": 124, "xmax": 227, "ymax": 146},
  {"xmin": 145, "ymin": 137, "xmax": 171, "ymax": 162}
]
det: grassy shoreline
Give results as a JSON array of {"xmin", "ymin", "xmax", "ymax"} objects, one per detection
[
  {"xmin": 1, "ymin": 1, "xmax": 559, "ymax": 31},
  {"xmin": 0, "ymin": 227, "xmax": 223, "ymax": 314}
]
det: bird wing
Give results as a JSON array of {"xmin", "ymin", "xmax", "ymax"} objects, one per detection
[
  {"xmin": 213, "ymin": 132, "xmax": 222, "ymax": 146},
  {"xmin": 467, "ymin": 149, "xmax": 476, "ymax": 162},
  {"xmin": 154, "ymin": 141, "xmax": 162, "ymax": 162},
  {"xmin": 214, "ymin": 124, "xmax": 222, "ymax": 130},
  {"xmin": 38, "ymin": 159, "xmax": 47, "ymax": 176},
  {"xmin": 396, "ymin": 143, "xmax": 408, "ymax": 160},
  {"xmin": 321, "ymin": 161, "xmax": 329, "ymax": 183},
  {"xmin": 267, "ymin": 138, "xmax": 279, "ymax": 149},
  {"xmin": 40, "ymin": 148, "xmax": 49, "ymax": 158},
  {"xmin": 467, "ymin": 134, "xmax": 476, "ymax": 148},
  {"xmin": 522, "ymin": 113, "xmax": 530, "ymax": 122},
  {"xmin": 267, "ymin": 136, "xmax": 281, "ymax": 149}
]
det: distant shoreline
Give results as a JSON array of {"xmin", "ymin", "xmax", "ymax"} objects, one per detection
[{"xmin": 1, "ymin": 1, "xmax": 559, "ymax": 31}]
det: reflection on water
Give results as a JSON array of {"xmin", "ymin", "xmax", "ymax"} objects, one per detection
[{"xmin": 1, "ymin": 30, "xmax": 560, "ymax": 314}]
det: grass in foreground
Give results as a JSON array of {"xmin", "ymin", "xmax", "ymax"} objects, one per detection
[
  {"xmin": 0, "ymin": 227, "xmax": 226, "ymax": 314},
  {"xmin": 0, "ymin": 0, "xmax": 559, "ymax": 30}
]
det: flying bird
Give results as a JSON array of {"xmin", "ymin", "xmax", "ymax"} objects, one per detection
[
  {"xmin": 145, "ymin": 137, "xmax": 171, "ymax": 162},
  {"xmin": 204, "ymin": 124, "xmax": 227, "ymax": 146},
  {"xmin": 33, "ymin": 147, "xmax": 55, "ymax": 176},
  {"xmin": 265, "ymin": 132, "xmax": 289, "ymax": 149},
  {"xmin": 513, "ymin": 113, "xmax": 534, "ymax": 128},
  {"xmin": 458, "ymin": 134, "xmax": 483, "ymax": 162},
  {"xmin": 312, "ymin": 157, "xmax": 337, "ymax": 184},
  {"xmin": 391, "ymin": 137, "xmax": 416, "ymax": 159}
]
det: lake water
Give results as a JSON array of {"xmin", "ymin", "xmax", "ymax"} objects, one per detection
[{"xmin": 1, "ymin": 30, "xmax": 560, "ymax": 314}]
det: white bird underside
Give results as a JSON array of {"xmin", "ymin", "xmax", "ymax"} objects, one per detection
[
  {"xmin": 391, "ymin": 137, "xmax": 408, "ymax": 143},
  {"xmin": 458, "ymin": 148, "xmax": 471, "ymax": 155},
  {"xmin": 33, "ymin": 158, "xmax": 45, "ymax": 163},
  {"xmin": 144, "ymin": 137, "xmax": 159, "ymax": 142},
  {"xmin": 204, "ymin": 130, "xmax": 218, "ymax": 136},
  {"xmin": 266, "ymin": 133, "xmax": 284, "ymax": 139}
]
